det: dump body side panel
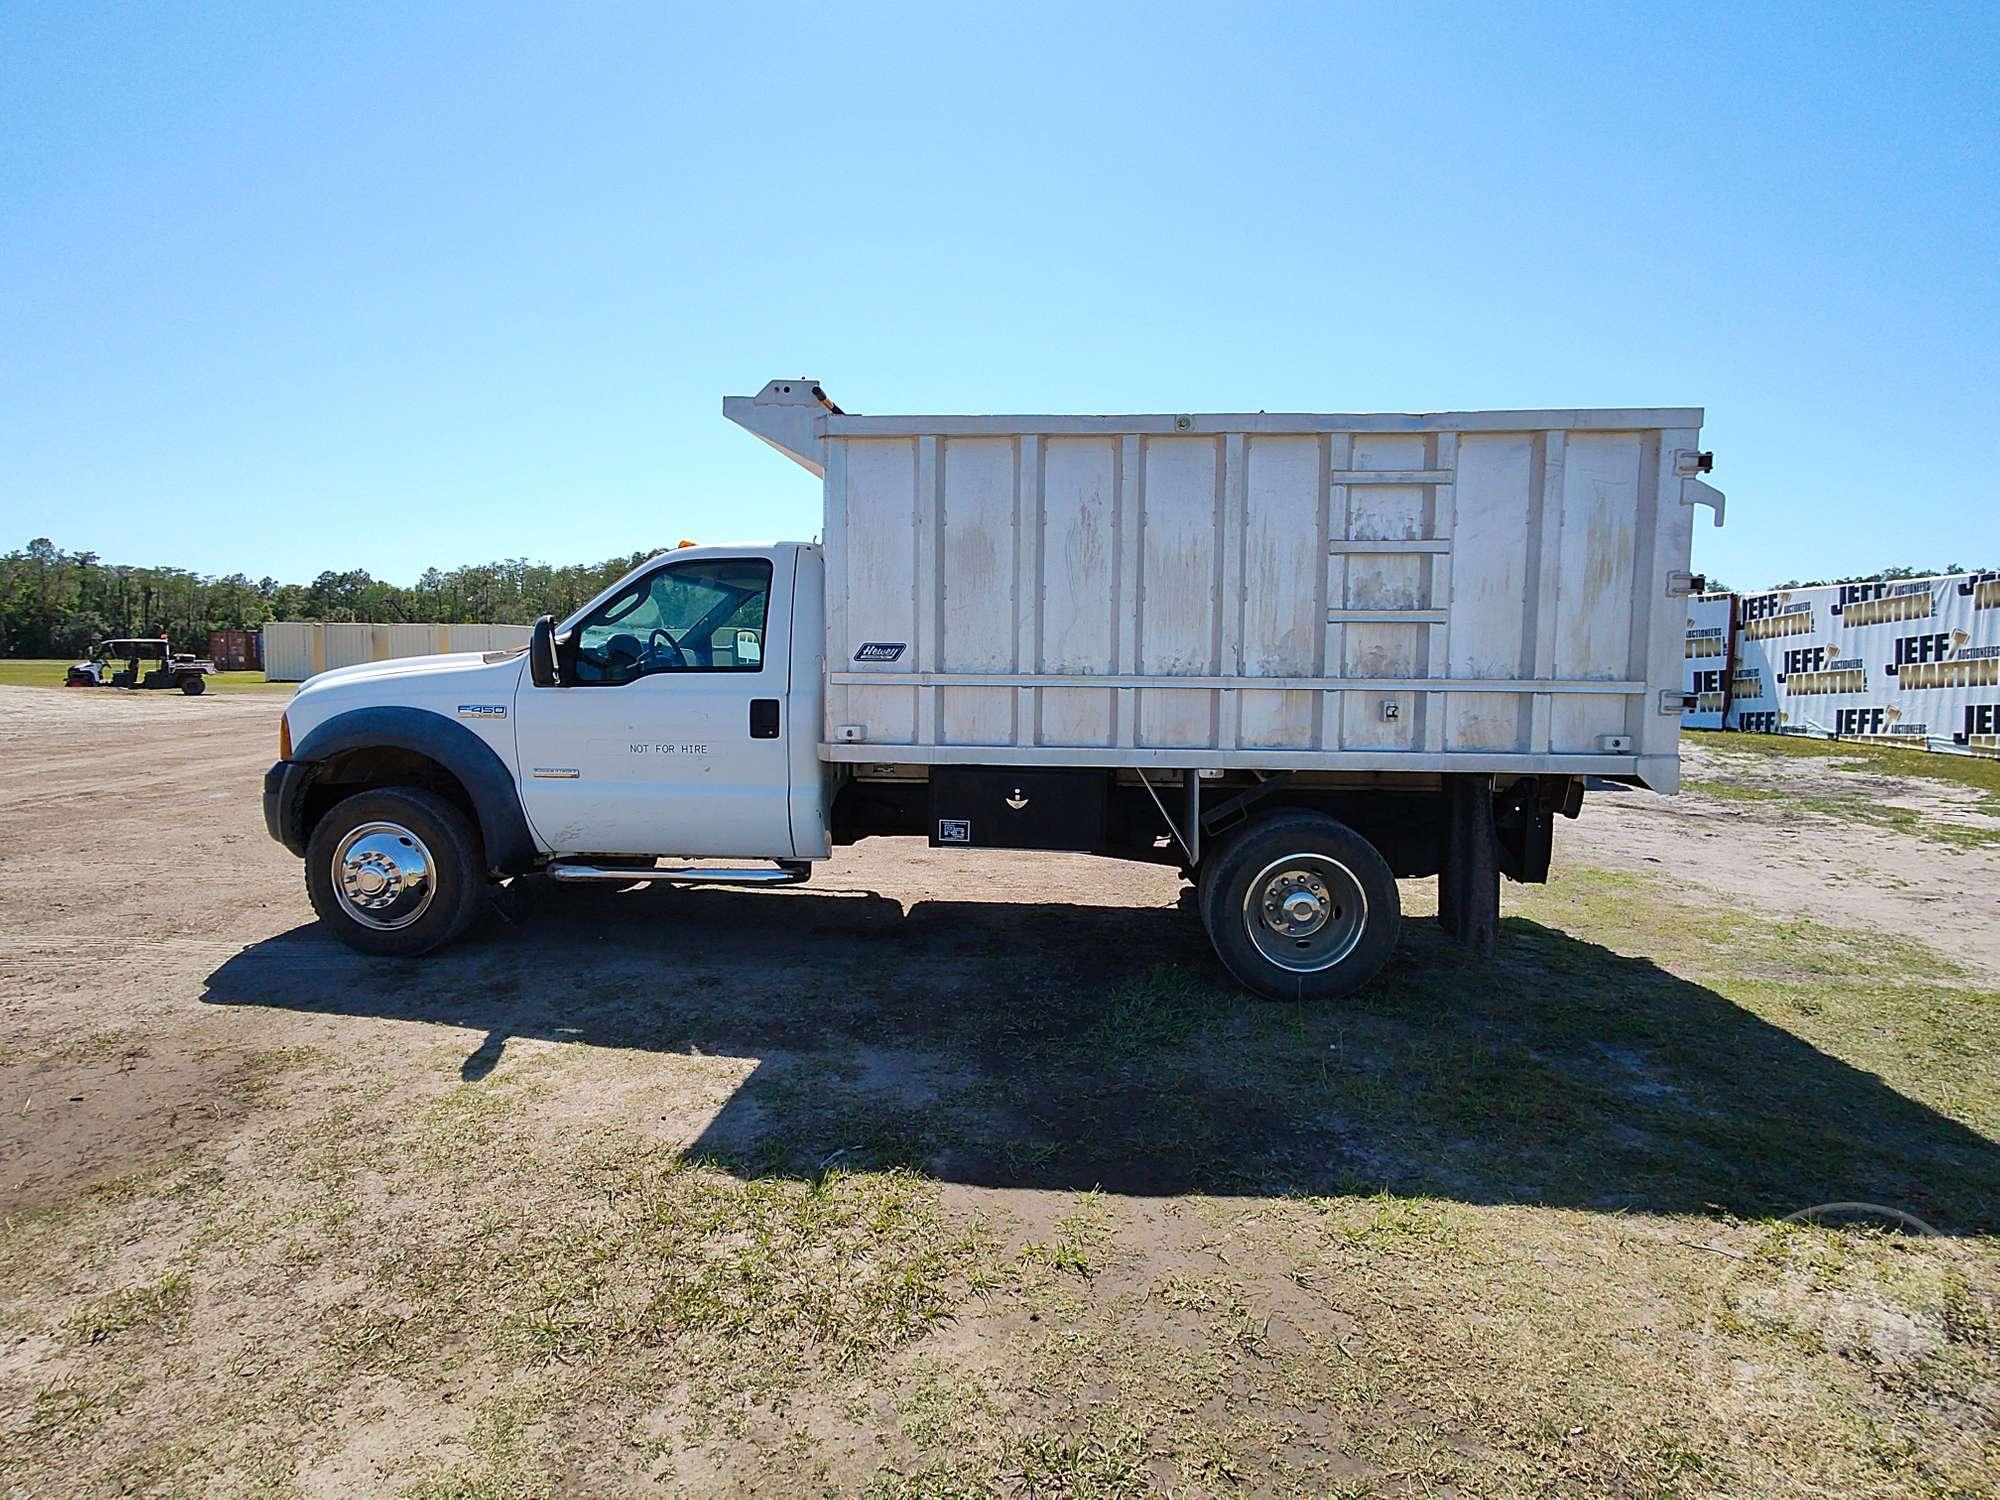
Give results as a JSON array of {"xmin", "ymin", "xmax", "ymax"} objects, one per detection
[{"xmin": 800, "ymin": 407, "xmax": 1706, "ymax": 789}]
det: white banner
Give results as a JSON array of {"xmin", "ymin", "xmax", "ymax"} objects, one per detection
[
  {"xmin": 1681, "ymin": 593, "xmax": 1733, "ymax": 729},
  {"xmin": 1722, "ymin": 571, "xmax": 2000, "ymax": 754}
]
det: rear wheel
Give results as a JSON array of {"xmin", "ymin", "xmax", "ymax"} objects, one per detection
[
  {"xmin": 305, "ymin": 787, "xmax": 486, "ymax": 956},
  {"xmin": 180, "ymin": 674, "xmax": 206, "ymax": 695},
  {"xmin": 1198, "ymin": 810, "xmax": 1400, "ymax": 1001}
]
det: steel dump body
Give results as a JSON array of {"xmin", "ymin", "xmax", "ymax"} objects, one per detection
[{"xmin": 727, "ymin": 384, "xmax": 1719, "ymax": 793}]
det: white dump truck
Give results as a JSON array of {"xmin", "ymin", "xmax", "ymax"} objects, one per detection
[{"xmin": 263, "ymin": 379, "xmax": 1722, "ymax": 999}]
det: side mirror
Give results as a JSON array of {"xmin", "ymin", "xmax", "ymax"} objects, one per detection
[{"xmin": 530, "ymin": 614, "xmax": 561, "ymax": 687}]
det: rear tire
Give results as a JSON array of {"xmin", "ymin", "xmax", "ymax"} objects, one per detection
[
  {"xmin": 180, "ymin": 675, "xmax": 206, "ymax": 695},
  {"xmin": 305, "ymin": 788, "xmax": 486, "ymax": 956},
  {"xmin": 1198, "ymin": 810, "xmax": 1400, "ymax": 1001}
]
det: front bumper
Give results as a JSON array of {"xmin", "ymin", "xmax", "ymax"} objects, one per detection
[{"xmin": 263, "ymin": 761, "xmax": 315, "ymax": 855}]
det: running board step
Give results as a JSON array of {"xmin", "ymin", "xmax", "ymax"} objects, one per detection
[{"xmin": 546, "ymin": 862, "xmax": 809, "ymax": 887}]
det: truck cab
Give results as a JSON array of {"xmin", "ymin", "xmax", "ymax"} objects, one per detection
[
  {"xmin": 514, "ymin": 542, "xmax": 827, "ymax": 860},
  {"xmin": 266, "ymin": 544, "xmax": 829, "ymax": 935}
]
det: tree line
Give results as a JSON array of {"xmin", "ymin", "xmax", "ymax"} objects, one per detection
[
  {"xmin": 4, "ymin": 536, "xmax": 1992, "ymax": 660},
  {"xmin": 0, "ymin": 538, "xmax": 662, "ymax": 658},
  {"xmin": 1764, "ymin": 563, "xmax": 1990, "ymax": 591}
]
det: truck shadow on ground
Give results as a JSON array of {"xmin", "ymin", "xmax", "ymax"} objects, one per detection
[{"xmin": 200, "ymin": 877, "xmax": 2000, "ymax": 1234}]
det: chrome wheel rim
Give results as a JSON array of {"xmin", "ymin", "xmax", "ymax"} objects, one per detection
[
  {"xmin": 332, "ymin": 820, "xmax": 436, "ymax": 931},
  {"xmin": 1242, "ymin": 853, "xmax": 1367, "ymax": 973}
]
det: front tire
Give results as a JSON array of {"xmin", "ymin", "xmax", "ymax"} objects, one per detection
[
  {"xmin": 180, "ymin": 674, "xmax": 206, "ymax": 695},
  {"xmin": 1198, "ymin": 810, "xmax": 1400, "ymax": 1001},
  {"xmin": 305, "ymin": 787, "xmax": 486, "ymax": 956}
]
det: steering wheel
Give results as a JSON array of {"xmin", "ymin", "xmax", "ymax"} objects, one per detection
[{"xmin": 647, "ymin": 627, "xmax": 689, "ymax": 669}]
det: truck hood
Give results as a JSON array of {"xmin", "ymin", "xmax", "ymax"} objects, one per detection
[
  {"xmin": 301, "ymin": 651, "xmax": 518, "ymax": 689},
  {"xmin": 286, "ymin": 650, "xmax": 529, "ymax": 743}
]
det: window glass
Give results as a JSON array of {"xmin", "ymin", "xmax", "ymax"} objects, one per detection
[{"xmin": 570, "ymin": 558, "xmax": 771, "ymax": 685}]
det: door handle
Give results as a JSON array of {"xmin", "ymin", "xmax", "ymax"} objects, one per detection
[{"xmin": 750, "ymin": 699, "xmax": 780, "ymax": 739}]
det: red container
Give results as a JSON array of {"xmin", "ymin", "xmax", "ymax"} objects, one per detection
[{"xmin": 207, "ymin": 629, "xmax": 263, "ymax": 672}]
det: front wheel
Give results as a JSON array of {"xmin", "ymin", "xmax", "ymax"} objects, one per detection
[
  {"xmin": 1198, "ymin": 810, "xmax": 1401, "ymax": 1001},
  {"xmin": 180, "ymin": 674, "xmax": 206, "ymax": 695},
  {"xmin": 305, "ymin": 787, "xmax": 487, "ymax": 956}
]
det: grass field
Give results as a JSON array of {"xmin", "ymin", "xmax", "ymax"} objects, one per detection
[
  {"xmin": 1, "ymin": 694, "xmax": 1995, "ymax": 1495},
  {"xmin": 1685, "ymin": 725, "xmax": 2000, "ymax": 806},
  {"xmin": 0, "ymin": 658, "xmax": 292, "ymax": 693},
  {"xmin": 1683, "ymin": 727, "xmax": 2000, "ymax": 850},
  {"xmin": 9, "ymin": 882, "xmax": 1999, "ymax": 1493}
]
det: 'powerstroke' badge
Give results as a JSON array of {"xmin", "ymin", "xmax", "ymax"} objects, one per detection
[{"xmin": 854, "ymin": 642, "xmax": 906, "ymax": 662}]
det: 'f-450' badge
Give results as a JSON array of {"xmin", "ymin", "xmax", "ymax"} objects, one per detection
[{"xmin": 457, "ymin": 704, "xmax": 507, "ymax": 719}]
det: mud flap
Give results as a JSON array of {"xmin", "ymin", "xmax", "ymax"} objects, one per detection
[{"xmin": 1495, "ymin": 776, "xmax": 1575, "ymax": 885}]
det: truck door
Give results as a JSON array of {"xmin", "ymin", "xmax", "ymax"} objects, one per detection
[{"xmin": 513, "ymin": 548, "xmax": 796, "ymax": 857}]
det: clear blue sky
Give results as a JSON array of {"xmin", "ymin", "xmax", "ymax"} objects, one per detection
[{"xmin": 4, "ymin": 2, "xmax": 1995, "ymax": 591}]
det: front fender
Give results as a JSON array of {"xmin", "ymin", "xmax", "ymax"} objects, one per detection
[{"xmin": 287, "ymin": 706, "xmax": 541, "ymax": 875}]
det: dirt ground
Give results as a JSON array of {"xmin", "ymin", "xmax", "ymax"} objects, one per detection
[
  {"xmin": 1, "ymin": 685, "xmax": 1996, "ymax": 1498},
  {"xmin": 1591, "ymin": 738, "xmax": 2000, "ymax": 982}
]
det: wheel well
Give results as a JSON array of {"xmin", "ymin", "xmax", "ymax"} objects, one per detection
[
  {"xmin": 1111, "ymin": 785, "xmax": 1449, "ymax": 879},
  {"xmin": 1233, "ymin": 791, "xmax": 1446, "ymax": 879},
  {"xmin": 301, "ymin": 748, "xmax": 482, "ymax": 856},
  {"xmin": 1194, "ymin": 779, "xmax": 1565, "ymax": 884}
]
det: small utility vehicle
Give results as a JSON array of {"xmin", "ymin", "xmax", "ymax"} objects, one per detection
[{"xmin": 66, "ymin": 638, "xmax": 217, "ymax": 695}]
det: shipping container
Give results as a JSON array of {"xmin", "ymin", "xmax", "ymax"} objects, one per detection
[
  {"xmin": 261, "ymin": 622, "xmax": 314, "ymax": 682},
  {"xmin": 260, "ymin": 621, "xmax": 535, "ymax": 681},
  {"xmin": 206, "ymin": 628, "xmax": 262, "ymax": 672}
]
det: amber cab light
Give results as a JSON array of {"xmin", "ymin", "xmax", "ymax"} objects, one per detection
[{"xmin": 279, "ymin": 712, "xmax": 292, "ymax": 761}]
